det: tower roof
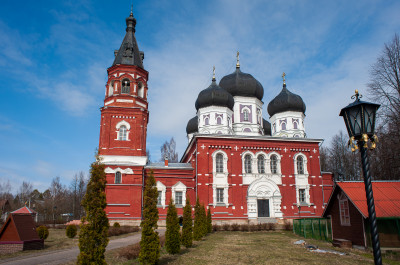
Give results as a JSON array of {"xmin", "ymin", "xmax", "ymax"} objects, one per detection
[
  {"xmin": 219, "ymin": 67, "xmax": 264, "ymax": 101},
  {"xmin": 112, "ymin": 11, "xmax": 144, "ymax": 69},
  {"xmin": 186, "ymin": 116, "xmax": 198, "ymax": 134},
  {"xmin": 267, "ymin": 83, "xmax": 306, "ymax": 117},
  {"xmin": 195, "ymin": 68, "xmax": 235, "ymax": 111}
]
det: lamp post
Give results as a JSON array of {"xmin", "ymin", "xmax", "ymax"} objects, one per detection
[{"xmin": 339, "ymin": 90, "xmax": 381, "ymax": 265}]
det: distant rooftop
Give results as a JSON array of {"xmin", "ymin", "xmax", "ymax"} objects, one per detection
[{"xmin": 145, "ymin": 162, "xmax": 193, "ymax": 169}]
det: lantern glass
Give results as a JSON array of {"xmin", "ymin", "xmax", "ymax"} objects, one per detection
[{"xmin": 339, "ymin": 92, "xmax": 380, "ymax": 141}]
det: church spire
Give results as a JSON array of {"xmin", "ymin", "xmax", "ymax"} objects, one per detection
[{"xmin": 112, "ymin": 9, "xmax": 144, "ymax": 69}]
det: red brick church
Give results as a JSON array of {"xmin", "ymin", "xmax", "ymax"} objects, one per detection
[{"xmin": 98, "ymin": 10, "xmax": 334, "ymax": 225}]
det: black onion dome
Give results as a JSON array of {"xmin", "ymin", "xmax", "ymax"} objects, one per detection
[
  {"xmin": 186, "ymin": 116, "xmax": 198, "ymax": 134},
  {"xmin": 195, "ymin": 78, "xmax": 234, "ymax": 111},
  {"xmin": 267, "ymin": 83, "xmax": 306, "ymax": 117},
  {"xmin": 219, "ymin": 67, "xmax": 264, "ymax": 101},
  {"xmin": 263, "ymin": 119, "xmax": 271, "ymax": 136}
]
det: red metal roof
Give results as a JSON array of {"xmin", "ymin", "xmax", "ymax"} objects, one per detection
[
  {"xmin": 11, "ymin": 206, "xmax": 37, "ymax": 215},
  {"xmin": 337, "ymin": 181, "xmax": 400, "ymax": 218}
]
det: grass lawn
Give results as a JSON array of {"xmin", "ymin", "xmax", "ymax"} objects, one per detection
[
  {"xmin": 0, "ymin": 228, "xmax": 139, "ymax": 260},
  {"xmin": 107, "ymin": 231, "xmax": 400, "ymax": 265}
]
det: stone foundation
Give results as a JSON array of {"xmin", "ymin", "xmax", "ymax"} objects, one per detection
[{"xmin": 0, "ymin": 242, "xmax": 23, "ymax": 254}]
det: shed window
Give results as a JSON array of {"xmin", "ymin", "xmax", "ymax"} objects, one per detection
[{"xmin": 339, "ymin": 195, "xmax": 351, "ymax": 226}]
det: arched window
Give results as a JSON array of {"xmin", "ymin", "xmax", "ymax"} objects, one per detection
[
  {"xmin": 244, "ymin": 154, "xmax": 252, "ymax": 173},
  {"xmin": 115, "ymin": 171, "xmax": 121, "ymax": 184},
  {"xmin": 108, "ymin": 81, "xmax": 114, "ymax": 96},
  {"xmin": 243, "ymin": 110, "xmax": 249, "ymax": 121},
  {"xmin": 118, "ymin": 125, "xmax": 127, "ymax": 141},
  {"xmin": 216, "ymin": 116, "xmax": 222, "ymax": 125},
  {"xmin": 293, "ymin": 122, "xmax": 298, "ymax": 129},
  {"xmin": 297, "ymin": 156, "xmax": 304, "ymax": 174},
  {"xmin": 204, "ymin": 116, "xmax": 209, "ymax": 125},
  {"xmin": 270, "ymin": 155, "xmax": 278, "ymax": 174},
  {"xmin": 257, "ymin": 155, "xmax": 265, "ymax": 173},
  {"xmin": 281, "ymin": 122, "xmax": 286, "ymax": 130},
  {"xmin": 138, "ymin": 82, "xmax": 144, "ymax": 97},
  {"xmin": 216, "ymin": 153, "xmax": 223, "ymax": 173},
  {"xmin": 122, "ymin": 79, "xmax": 130, "ymax": 94}
]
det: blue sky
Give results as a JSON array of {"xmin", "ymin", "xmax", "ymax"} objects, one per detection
[{"xmin": 0, "ymin": 0, "xmax": 399, "ymax": 193}]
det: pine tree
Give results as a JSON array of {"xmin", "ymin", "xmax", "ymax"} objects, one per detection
[
  {"xmin": 165, "ymin": 198, "xmax": 180, "ymax": 254},
  {"xmin": 193, "ymin": 198, "xmax": 202, "ymax": 240},
  {"xmin": 181, "ymin": 197, "xmax": 193, "ymax": 248},
  {"xmin": 77, "ymin": 158, "xmax": 109, "ymax": 265},
  {"xmin": 139, "ymin": 171, "xmax": 160, "ymax": 265},
  {"xmin": 207, "ymin": 208, "xmax": 212, "ymax": 233},
  {"xmin": 200, "ymin": 203, "xmax": 207, "ymax": 237}
]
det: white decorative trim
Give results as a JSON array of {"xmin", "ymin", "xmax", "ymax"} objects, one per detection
[
  {"xmin": 105, "ymin": 100, "xmax": 114, "ymax": 105},
  {"xmin": 116, "ymin": 99, "xmax": 134, "ymax": 103},
  {"xmin": 100, "ymin": 155, "xmax": 147, "ymax": 166}
]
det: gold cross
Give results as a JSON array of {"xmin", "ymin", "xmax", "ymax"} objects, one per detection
[
  {"xmin": 213, "ymin": 66, "xmax": 216, "ymax": 80},
  {"xmin": 282, "ymin": 72, "xmax": 286, "ymax": 84},
  {"xmin": 236, "ymin": 51, "xmax": 240, "ymax": 68}
]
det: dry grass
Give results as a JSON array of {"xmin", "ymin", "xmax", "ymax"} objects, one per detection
[{"xmin": 106, "ymin": 231, "xmax": 400, "ymax": 265}]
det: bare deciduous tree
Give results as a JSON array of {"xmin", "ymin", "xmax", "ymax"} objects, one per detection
[{"xmin": 160, "ymin": 137, "xmax": 178, "ymax": 162}]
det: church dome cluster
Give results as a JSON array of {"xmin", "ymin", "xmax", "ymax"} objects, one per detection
[{"xmin": 186, "ymin": 56, "xmax": 307, "ymax": 139}]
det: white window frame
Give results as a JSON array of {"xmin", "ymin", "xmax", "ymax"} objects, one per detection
[
  {"xmin": 212, "ymin": 151, "xmax": 228, "ymax": 176},
  {"xmin": 118, "ymin": 125, "xmax": 127, "ymax": 141},
  {"xmin": 244, "ymin": 154, "xmax": 252, "ymax": 173},
  {"xmin": 175, "ymin": 191, "xmax": 183, "ymax": 205},
  {"xmin": 257, "ymin": 155, "xmax": 265, "ymax": 174},
  {"xmin": 216, "ymin": 153, "xmax": 224, "ymax": 173},
  {"xmin": 171, "ymin": 182, "xmax": 186, "ymax": 207},
  {"xmin": 216, "ymin": 188, "xmax": 224, "ymax": 203},
  {"xmin": 270, "ymin": 154, "xmax": 279, "ymax": 174},
  {"xmin": 115, "ymin": 120, "xmax": 131, "ymax": 141},
  {"xmin": 339, "ymin": 193, "xmax": 351, "ymax": 226},
  {"xmin": 156, "ymin": 181, "xmax": 166, "ymax": 208},
  {"xmin": 293, "ymin": 153, "xmax": 308, "ymax": 175},
  {"xmin": 137, "ymin": 81, "xmax": 144, "ymax": 98},
  {"xmin": 115, "ymin": 171, "xmax": 122, "ymax": 184}
]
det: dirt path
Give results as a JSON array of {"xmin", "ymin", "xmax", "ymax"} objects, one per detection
[{"xmin": 0, "ymin": 230, "xmax": 165, "ymax": 265}]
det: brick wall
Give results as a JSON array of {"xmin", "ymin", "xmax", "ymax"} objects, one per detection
[{"xmin": 0, "ymin": 242, "xmax": 23, "ymax": 254}]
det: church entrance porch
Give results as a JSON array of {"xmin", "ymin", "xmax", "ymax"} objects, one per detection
[{"xmin": 247, "ymin": 176, "xmax": 283, "ymax": 222}]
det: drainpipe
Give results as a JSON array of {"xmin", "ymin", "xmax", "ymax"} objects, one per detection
[
  {"xmin": 195, "ymin": 140, "xmax": 198, "ymax": 199},
  {"xmin": 141, "ymin": 167, "xmax": 145, "ymax": 220}
]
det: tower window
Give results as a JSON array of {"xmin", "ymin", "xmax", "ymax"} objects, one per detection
[
  {"xmin": 118, "ymin": 125, "xmax": 127, "ymax": 141},
  {"xmin": 122, "ymin": 79, "xmax": 130, "ymax": 94},
  {"xmin": 270, "ymin": 155, "xmax": 278, "ymax": 174},
  {"xmin": 115, "ymin": 171, "xmax": 121, "ymax": 184},
  {"xmin": 138, "ymin": 82, "xmax": 144, "ymax": 98},
  {"xmin": 244, "ymin": 154, "xmax": 252, "ymax": 173},
  {"xmin": 216, "ymin": 116, "xmax": 222, "ymax": 125},
  {"xmin": 281, "ymin": 122, "xmax": 286, "ymax": 130},
  {"xmin": 216, "ymin": 153, "xmax": 223, "ymax": 173},
  {"xmin": 257, "ymin": 155, "xmax": 265, "ymax": 173},
  {"xmin": 297, "ymin": 156, "xmax": 304, "ymax": 174},
  {"xmin": 243, "ymin": 110, "xmax": 249, "ymax": 121}
]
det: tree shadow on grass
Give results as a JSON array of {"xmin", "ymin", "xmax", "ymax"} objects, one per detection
[{"xmin": 159, "ymin": 246, "xmax": 195, "ymax": 264}]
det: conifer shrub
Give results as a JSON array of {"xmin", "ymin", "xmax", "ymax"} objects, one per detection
[
  {"xmin": 193, "ymin": 198, "xmax": 202, "ymax": 241},
  {"xmin": 66, "ymin": 224, "xmax": 78, "ymax": 238},
  {"xmin": 181, "ymin": 197, "xmax": 193, "ymax": 248},
  {"xmin": 200, "ymin": 203, "xmax": 208, "ymax": 237},
  {"xmin": 139, "ymin": 171, "xmax": 160, "ymax": 265},
  {"xmin": 77, "ymin": 158, "xmax": 109, "ymax": 265},
  {"xmin": 165, "ymin": 199, "xmax": 180, "ymax": 254},
  {"xmin": 206, "ymin": 208, "xmax": 212, "ymax": 233},
  {"xmin": 37, "ymin": 226, "xmax": 49, "ymax": 240},
  {"xmin": 113, "ymin": 222, "xmax": 121, "ymax": 228}
]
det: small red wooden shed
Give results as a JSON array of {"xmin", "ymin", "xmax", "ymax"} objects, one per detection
[{"xmin": 0, "ymin": 213, "xmax": 43, "ymax": 254}]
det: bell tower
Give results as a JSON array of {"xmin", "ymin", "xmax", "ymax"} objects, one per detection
[{"xmin": 99, "ymin": 10, "xmax": 149, "ymax": 166}]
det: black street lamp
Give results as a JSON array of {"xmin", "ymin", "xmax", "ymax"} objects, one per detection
[{"xmin": 339, "ymin": 90, "xmax": 381, "ymax": 265}]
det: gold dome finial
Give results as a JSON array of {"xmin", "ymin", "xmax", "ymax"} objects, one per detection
[
  {"xmin": 236, "ymin": 51, "xmax": 240, "ymax": 68},
  {"xmin": 282, "ymin": 72, "xmax": 286, "ymax": 85},
  {"xmin": 212, "ymin": 66, "xmax": 216, "ymax": 81}
]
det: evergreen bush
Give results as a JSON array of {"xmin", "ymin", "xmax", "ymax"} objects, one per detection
[
  {"xmin": 77, "ymin": 158, "xmax": 109, "ymax": 265},
  {"xmin": 165, "ymin": 199, "xmax": 180, "ymax": 254},
  {"xmin": 193, "ymin": 198, "xmax": 202, "ymax": 240},
  {"xmin": 37, "ymin": 226, "xmax": 49, "ymax": 240},
  {"xmin": 181, "ymin": 197, "xmax": 193, "ymax": 248},
  {"xmin": 206, "ymin": 208, "xmax": 212, "ymax": 233},
  {"xmin": 200, "ymin": 203, "xmax": 207, "ymax": 237},
  {"xmin": 66, "ymin": 225, "xmax": 77, "ymax": 238},
  {"xmin": 113, "ymin": 222, "xmax": 121, "ymax": 228},
  {"xmin": 139, "ymin": 171, "xmax": 160, "ymax": 265}
]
